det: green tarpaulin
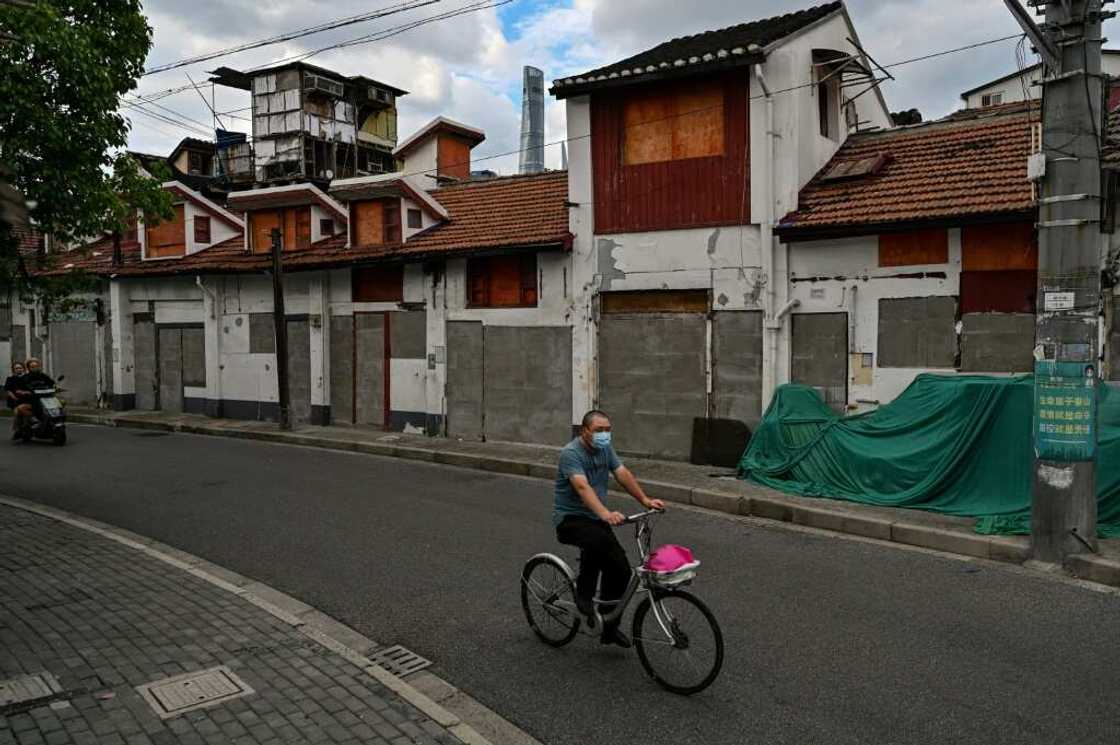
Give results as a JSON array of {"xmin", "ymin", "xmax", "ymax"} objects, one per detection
[{"xmin": 736, "ymin": 374, "xmax": 1120, "ymax": 537}]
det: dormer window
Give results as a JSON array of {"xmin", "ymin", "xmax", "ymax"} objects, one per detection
[
  {"xmin": 981, "ymin": 92, "xmax": 1003, "ymax": 107},
  {"xmin": 188, "ymin": 150, "xmax": 211, "ymax": 175}
]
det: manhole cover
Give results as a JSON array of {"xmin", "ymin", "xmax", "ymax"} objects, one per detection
[
  {"xmin": 137, "ymin": 666, "xmax": 253, "ymax": 719},
  {"xmin": 0, "ymin": 673, "xmax": 62, "ymax": 708},
  {"xmin": 369, "ymin": 645, "xmax": 432, "ymax": 677}
]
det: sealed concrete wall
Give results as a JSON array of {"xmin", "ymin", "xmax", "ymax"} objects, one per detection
[
  {"xmin": 157, "ymin": 327, "xmax": 183, "ymax": 413},
  {"xmin": 959, "ymin": 313, "xmax": 1035, "ymax": 372},
  {"xmin": 249, "ymin": 313, "xmax": 275, "ymax": 353},
  {"xmin": 711, "ymin": 311, "xmax": 764, "ymax": 425},
  {"xmin": 877, "ymin": 297, "xmax": 957, "ymax": 368},
  {"xmin": 330, "ymin": 316, "xmax": 354, "ymax": 424},
  {"xmin": 287, "ymin": 320, "xmax": 311, "ymax": 425},
  {"xmin": 49, "ymin": 321, "xmax": 97, "ymax": 405},
  {"xmin": 791, "ymin": 313, "xmax": 848, "ymax": 411},
  {"xmin": 599, "ymin": 313, "xmax": 707, "ymax": 460},
  {"xmin": 354, "ymin": 313, "xmax": 385, "ymax": 427},
  {"xmin": 134, "ymin": 318, "xmax": 156, "ymax": 410},
  {"xmin": 10, "ymin": 325, "xmax": 25, "ymax": 367},
  {"xmin": 181, "ymin": 327, "xmax": 206, "ymax": 386},
  {"xmin": 445, "ymin": 321, "xmax": 483, "ymax": 440},
  {"xmin": 483, "ymin": 326, "xmax": 572, "ymax": 445}
]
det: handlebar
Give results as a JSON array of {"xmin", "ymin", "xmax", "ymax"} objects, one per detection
[{"xmin": 622, "ymin": 508, "xmax": 664, "ymax": 525}]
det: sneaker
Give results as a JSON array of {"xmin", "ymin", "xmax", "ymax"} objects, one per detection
[
  {"xmin": 575, "ymin": 595, "xmax": 596, "ymax": 628},
  {"xmin": 600, "ymin": 627, "xmax": 632, "ymax": 649}
]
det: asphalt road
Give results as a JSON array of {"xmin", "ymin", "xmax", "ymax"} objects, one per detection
[{"xmin": 2, "ymin": 426, "xmax": 1119, "ymax": 745}]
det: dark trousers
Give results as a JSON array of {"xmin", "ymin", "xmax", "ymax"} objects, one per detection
[{"xmin": 556, "ymin": 515, "xmax": 631, "ymax": 629}]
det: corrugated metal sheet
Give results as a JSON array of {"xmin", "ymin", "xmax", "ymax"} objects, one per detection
[{"xmin": 591, "ymin": 73, "xmax": 749, "ymax": 235}]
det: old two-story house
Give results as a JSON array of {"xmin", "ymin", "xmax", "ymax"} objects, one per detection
[{"xmin": 553, "ymin": 1, "xmax": 891, "ymax": 460}]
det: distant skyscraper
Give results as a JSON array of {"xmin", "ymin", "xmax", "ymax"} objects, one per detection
[{"xmin": 519, "ymin": 66, "xmax": 545, "ymax": 175}]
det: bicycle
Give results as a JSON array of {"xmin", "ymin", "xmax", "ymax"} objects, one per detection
[{"xmin": 519, "ymin": 509, "xmax": 724, "ymax": 695}]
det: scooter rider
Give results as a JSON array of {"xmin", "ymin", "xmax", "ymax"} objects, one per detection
[
  {"xmin": 4, "ymin": 361, "xmax": 31, "ymax": 439},
  {"xmin": 18, "ymin": 358, "xmax": 55, "ymax": 429}
]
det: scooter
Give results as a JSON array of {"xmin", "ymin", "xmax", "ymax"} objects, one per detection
[{"xmin": 14, "ymin": 375, "xmax": 67, "ymax": 446}]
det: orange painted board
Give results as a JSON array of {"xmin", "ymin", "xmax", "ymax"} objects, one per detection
[
  {"xmin": 961, "ymin": 222, "xmax": 1037, "ymax": 271},
  {"xmin": 878, "ymin": 229, "xmax": 948, "ymax": 267},
  {"xmin": 146, "ymin": 204, "xmax": 185, "ymax": 258}
]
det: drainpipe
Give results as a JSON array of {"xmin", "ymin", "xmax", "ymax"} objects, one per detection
[
  {"xmin": 195, "ymin": 275, "xmax": 216, "ymax": 320},
  {"xmin": 756, "ymin": 63, "xmax": 781, "ymax": 405}
]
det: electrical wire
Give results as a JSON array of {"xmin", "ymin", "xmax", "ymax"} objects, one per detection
[{"xmin": 142, "ymin": 0, "xmax": 440, "ymax": 76}]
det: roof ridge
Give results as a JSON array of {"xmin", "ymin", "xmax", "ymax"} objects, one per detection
[{"xmin": 653, "ymin": 2, "xmax": 841, "ymax": 49}]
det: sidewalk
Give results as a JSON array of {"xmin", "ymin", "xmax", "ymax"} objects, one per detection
[
  {"xmin": 60, "ymin": 407, "xmax": 1120, "ymax": 589},
  {"xmin": 0, "ymin": 501, "xmax": 485, "ymax": 745}
]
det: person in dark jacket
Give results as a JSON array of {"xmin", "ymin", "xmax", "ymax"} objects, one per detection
[
  {"xmin": 21, "ymin": 357, "xmax": 54, "ymax": 390},
  {"xmin": 5, "ymin": 361, "xmax": 31, "ymax": 438}
]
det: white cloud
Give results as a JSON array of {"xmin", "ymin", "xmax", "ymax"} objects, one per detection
[{"xmin": 126, "ymin": 1, "xmax": 1120, "ymax": 173}]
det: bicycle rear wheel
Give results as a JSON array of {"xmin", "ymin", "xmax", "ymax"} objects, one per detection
[
  {"xmin": 632, "ymin": 589, "xmax": 723, "ymax": 695},
  {"xmin": 520, "ymin": 555, "xmax": 581, "ymax": 647}
]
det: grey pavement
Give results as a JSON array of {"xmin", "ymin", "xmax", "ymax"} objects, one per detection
[
  {"xmin": 2, "ymin": 424, "xmax": 1120, "ymax": 745},
  {"xmin": 0, "ymin": 503, "xmax": 464, "ymax": 745}
]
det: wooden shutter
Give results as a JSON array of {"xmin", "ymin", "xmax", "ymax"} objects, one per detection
[
  {"xmin": 466, "ymin": 254, "xmax": 538, "ymax": 308},
  {"xmin": 193, "ymin": 215, "xmax": 211, "ymax": 244},
  {"xmin": 146, "ymin": 204, "xmax": 186, "ymax": 258},
  {"xmin": 383, "ymin": 201, "xmax": 400, "ymax": 243},
  {"xmin": 879, "ymin": 229, "xmax": 949, "ymax": 267},
  {"xmin": 622, "ymin": 80, "xmax": 724, "ymax": 165},
  {"xmin": 250, "ymin": 210, "xmax": 282, "ymax": 254},
  {"xmin": 293, "ymin": 207, "xmax": 311, "ymax": 250}
]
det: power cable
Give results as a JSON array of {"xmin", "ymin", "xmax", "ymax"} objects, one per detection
[{"xmin": 142, "ymin": 0, "xmax": 440, "ymax": 76}]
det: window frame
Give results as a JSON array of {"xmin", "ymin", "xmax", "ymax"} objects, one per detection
[
  {"xmin": 383, "ymin": 201, "xmax": 401, "ymax": 243},
  {"xmin": 406, "ymin": 208, "xmax": 422, "ymax": 230}
]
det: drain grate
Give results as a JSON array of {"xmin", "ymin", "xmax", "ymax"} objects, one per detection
[
  {"xmin": 369, "ymin": 645, "xmax": 432, "ymax": 677},
  {"xmin": 137, "ymin": 666, "xmax": 253, "ymax": 719},
  {"xmin": 0, "ymin": 673, "xmax": 62, "ymax": 709}
]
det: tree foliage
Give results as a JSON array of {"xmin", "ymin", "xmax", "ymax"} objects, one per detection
[{"xmin": 0, "ymin": 0, "xmax": 173, "ymax": 298}]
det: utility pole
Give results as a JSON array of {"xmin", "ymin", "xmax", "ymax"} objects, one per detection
[
  {"xmin": 270, "ymin": 228, "xmax": 291, "ymax": 430},
  {"xmin": 1007, "ymin": 0, "xmax": 1109, "ymax": 561}
]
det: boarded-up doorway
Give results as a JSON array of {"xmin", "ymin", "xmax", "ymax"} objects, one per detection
[
  {"xmin": 134, "ymin": 317, "xmax": 157, "ymax": 410},
  {"xmin": 791, "ymin": 313, "xmax": 848, "ymax": 412},
  {"xmin": 49, "ymin": 320, "xmax": 98, "ymax": 406},
  {"xmin": 156, "ymin": 325, "xmax": 205, "ymax": 413},
  {"xmin": 598, "ymin": 291, "xmax": 708, "ymax": 460},
  {"xmin": 287, "ymin": 319, "xmax": 311, "ymax": 425},
  {"xmin": 446, "ymin": 321, "xmax": 483, "ymax": 439},
  {"xmin": 330, "ymin": 313, "xmax": 387, "ymax": 428}
]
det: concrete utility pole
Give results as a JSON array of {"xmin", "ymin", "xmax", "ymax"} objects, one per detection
[
  {"xmin": 270, "ymin": 228, "xmax": 291, "ymax": 430},
  {"xmin": 1007, "ymin": 0, "xmax": 1110, "ymax": 561}
]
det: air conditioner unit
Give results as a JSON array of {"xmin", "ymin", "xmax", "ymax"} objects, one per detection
[{"xmin": 304, "ymin": 74, "xmax": 344, "ymax": 98}]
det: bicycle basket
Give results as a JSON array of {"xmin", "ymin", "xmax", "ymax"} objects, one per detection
[{"xmin": 641, "ymin": 544, "xmax": 700, "ymax": 587}]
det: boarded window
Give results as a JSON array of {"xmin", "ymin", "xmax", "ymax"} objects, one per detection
[
  {"xmin": 467, "ymin": 254, "xmax": 537, "ymax": 308},
  {"xmin": 959, "ymin": 270, "xmax": 1036, "ymax": 314},
  {"xmin": 877, "ymin": 296, "xmax": 957, "ymax": 368},
  {"xmin": 249, "ymin": 313, "xmax": 275, "ymax": 353},
  {"xmin": 961, "ymin": 222, "xmax": 1036, "ymax": 271},
  {"xmin": 320, "ymin": 218, "xmax": 334, "ymax": 237},
  {"xmin": 437, "ymin": 135, "xmax": 471, "ymax": 180},
  {"xmin": 193, "ymin": 215, "xmax": 211, "ymax": 244},
  {"xmin": 600, "ymin": 290, "xmax": 709, "ymax": 314},
  {"xmin": 352, "ymin": 265, "xmax": 403, "ymax": 302},
  {"xmin": 352, "ymin": 200, "xmax": 384, "ymax": 247},
  {"xmin": 383, "ymin": 201, "xmax": 401, "ymax": 243},
  {"xmin": 407, "ymin": 208, "xmax": 422, "ymax": 229},
  {"xmin": 622, "ymin": 79, "xmax": 725, "ymax": 165},
  {"xmin": 879, "ymin": 229, "xmax": 948, "ymax": 267},
  {"xmin": 146, "ymin": 204, "xmax": 186, "ymax": 258},
  {"xmin": 959, "ymin": 313, "xmax": 1035, "ymax": 372},
  {"xmin": 250, "ymin": 207, "xmax": 311, "ymax": 253}
]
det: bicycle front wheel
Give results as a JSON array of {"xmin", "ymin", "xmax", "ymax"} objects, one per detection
[
  {"xmin": 520, "ymin": 555, "xmax": 581, "ymax": 647},
  {"xmin": 632, "ymin": 589, "xmax": 723, "ymax": 695}
]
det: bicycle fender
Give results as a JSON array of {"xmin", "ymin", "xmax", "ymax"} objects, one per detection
[{"xmin": 525, "ymin": 553, "xmax": 577, "ymax": 582}]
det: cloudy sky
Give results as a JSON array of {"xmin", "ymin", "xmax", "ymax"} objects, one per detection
[{"xmin": 127, "ymin": 0, "xmax": 1120, "ymax": 174}]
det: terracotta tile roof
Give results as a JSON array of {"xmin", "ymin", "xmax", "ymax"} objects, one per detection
[
  {"xmin": 551, "ymin": 2, "xmax": 841, "ymax": 98},
  {"xmin": 777, "ymin": 102, "xmax": 1038, "ymax": 238},
  {"xmin": 35, "ymin": 171, "xmax": 570, "ymax": 278},
  {"xmin": 403, "ymin": 171, "xmax": 570, "ymax": 256}
]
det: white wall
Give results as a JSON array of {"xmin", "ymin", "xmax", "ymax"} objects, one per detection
[
  {"xmin": 184, "ymin": 202, "xmax": 239, "ymax": 254},
  {"xmin": 962, "ymin": 53, "xmax": 1120, "ymax": 108},
  {"xmin": 400, "ymin": 138, "xmax": 438, "ymax": 188}
]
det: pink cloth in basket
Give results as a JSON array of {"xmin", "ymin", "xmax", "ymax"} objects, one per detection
[{"xmin": 645, "ymin": 544, "xmax": 696, "ymax": 573}]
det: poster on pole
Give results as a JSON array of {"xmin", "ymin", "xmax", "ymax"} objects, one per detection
[{"xmin": 1033, "ymin": 360, "xmax": 1097, "ymax": 461}]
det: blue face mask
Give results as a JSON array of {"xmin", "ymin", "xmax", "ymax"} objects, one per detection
[{"xmin": 591, "ymin": 431, "xmax": 612, "ymax": 450}]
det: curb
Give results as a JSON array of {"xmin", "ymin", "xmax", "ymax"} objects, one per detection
[
  {"xmin": 0, "ymin": 493, "xmax": 540, "ymax": 745},
  {"xmin": 65, "ymin": 413, "xmax": 1120, "ymax": 590}
]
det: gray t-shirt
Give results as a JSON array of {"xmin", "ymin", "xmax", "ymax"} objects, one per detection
[{"xmin": 553, "ymin": 438, "xmax": 622, "ymax": 527}]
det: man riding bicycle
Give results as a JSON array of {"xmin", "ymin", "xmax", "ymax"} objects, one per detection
[{"xmin": 554, "ymin": 409, "xmax": 664, "ymax": 648}]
